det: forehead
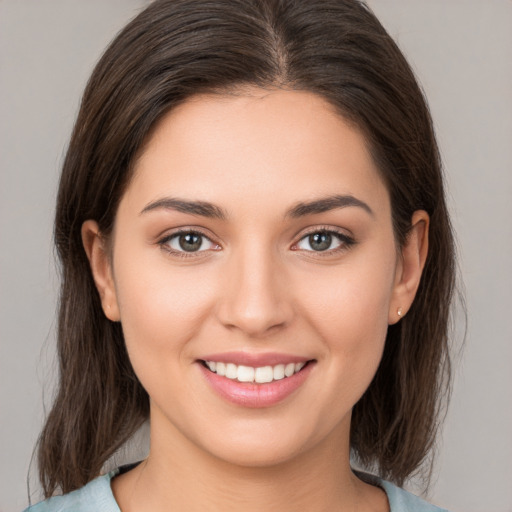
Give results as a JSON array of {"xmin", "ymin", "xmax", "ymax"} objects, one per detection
[{"xmin": 125, "ymin": 88, "xmax": 390, "ymax": 217}]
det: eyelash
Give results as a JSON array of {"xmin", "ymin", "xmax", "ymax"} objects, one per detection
[
  {"xmin": 292, "ymin": 227, "xmax": 356, "ymax": 256},
  {"xmin": 158, "ymin": 229, "xmax": 219, "ymax": 259},
  {"xmin": 157, "ymin": 227, "xmax": 355, "ymax": 259}
]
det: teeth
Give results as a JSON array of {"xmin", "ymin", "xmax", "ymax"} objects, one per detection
[
  {"xmin": 204, "ymin": 360, "xmax": 308, "ymax": 383},
  {"xmin": 284, "ymin": 363, "xmax": 295, "ymax": 377},
  {"xmin": 273, "ymin": 364, "xmax": 285, "ymax": 380},
  {"xmin": 216, "ymin": 362, "xmax": 226, "ymax": 376},
  {"xmin": 255, "ymin": 366, "xmax": 273, "ymax": 383},
  {"xmin": 225, "ymin": 363, "xmax": 237, "ymax": 379},
  {"xmin": 237, "ymin": 365, "xmax": 255, "ymax": 382}
]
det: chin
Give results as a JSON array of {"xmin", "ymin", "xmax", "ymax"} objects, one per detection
[
  {"xmin": 204, "ymin": 437, "xmax": 309, "ymax": 469},
  {"xmin": 186, "ymin": 413, "xmax": 340, "ymax": 470}
]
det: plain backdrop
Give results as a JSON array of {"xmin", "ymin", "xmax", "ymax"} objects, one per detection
[{"xmin": 1, "ymin": 1, "xmax": 511, "ymax": 511}]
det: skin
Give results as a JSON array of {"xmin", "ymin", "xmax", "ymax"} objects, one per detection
[{"xmin": 83, "ymin": 88, "xmax": 428, "ymax": 512}]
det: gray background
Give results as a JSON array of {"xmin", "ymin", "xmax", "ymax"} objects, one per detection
[{"xmin": 1, "ymin": 1, "xmax": 511, "ymax": 511}]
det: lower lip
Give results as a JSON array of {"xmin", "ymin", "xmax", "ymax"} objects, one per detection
[{"xmin": 199, "ymin": 362, "xmax": 315, "ymax": 408}]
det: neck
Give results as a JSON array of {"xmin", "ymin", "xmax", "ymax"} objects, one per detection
[{"xmin": 112, "ymin": 410, "xmax": 385, "ymax": 512}]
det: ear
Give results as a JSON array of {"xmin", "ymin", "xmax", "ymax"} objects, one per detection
[
  {"xmin": 388, "ymin": 210, "xmax": 429, "ymax": 324},
  {"xmin": 81, "ymin": 220, "xmax": 120, "ymax": 321}
]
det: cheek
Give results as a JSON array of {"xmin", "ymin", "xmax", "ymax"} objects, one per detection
[
  {"xmin": 296, "ymin": 251, "xmax": 397, "ymax": 395},
  {"xmin": 111, "ymin": 248, "xmax": 218, "ymax": 374},
  {"xmin": 299, "ymin": 253, "xmax": 396, "ymax": 339}
]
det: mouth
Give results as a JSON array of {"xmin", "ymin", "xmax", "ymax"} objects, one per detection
[
  {"xmin": 197, "ymin": 352, "xmax": 316, "ymax": 407},
  {"xmin": 200, "ymin": 359, "xmax": 313, "ymax": 384}
]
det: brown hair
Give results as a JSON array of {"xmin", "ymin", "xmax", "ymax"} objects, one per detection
[{"xmin": 38, "ymin": 0, "xmax": 455, "ymax": 497}]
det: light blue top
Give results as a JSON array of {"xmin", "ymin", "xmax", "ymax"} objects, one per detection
[{"xmin": 24, "ymin": 467, "xmax": 450, "ymax": 512}]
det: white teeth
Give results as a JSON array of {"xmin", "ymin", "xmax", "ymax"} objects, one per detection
[
  {"xmin": 237, "ymin": 365, "xmax": 255, "ymax": 382},
  {"xmin": 205, "ymin": 360, "xmax": 308, "ymax": 383},
  {"xmin": 273, "ymin": 364, "xmax": 285, "ymax": 380},
  {"xmin": 255, "ymin": 366, "xmax": 273, "ymax": 383},
  {"xmin": 226, "ymin": 363, "xmax": 238, "ymax": 379},
  {"xmin": 284, "ymin": 363, "xmax": 295, "ymax": 377}
]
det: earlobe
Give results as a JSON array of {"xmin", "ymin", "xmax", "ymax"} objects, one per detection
[
  {"xmin": 81, "ymin": 220, "xmax": 120, "ymax": 322},
  {"xmin": 388, "ymin": 210, "xmax": 429, "ymax": 325}
]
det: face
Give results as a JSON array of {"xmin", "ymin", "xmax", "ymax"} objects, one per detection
[{"xmin": 84, "ymin": 88, "xmax": 426, "ymax": 468}]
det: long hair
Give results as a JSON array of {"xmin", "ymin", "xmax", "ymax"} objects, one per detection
[{"xmin": 38, "ymin": 0, "xmax": 455, "ymax": 497}]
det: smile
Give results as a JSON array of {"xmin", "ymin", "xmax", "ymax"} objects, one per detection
[{"xmin": 203, "ymin": 361, "xmax": 306, "ymax": 384}]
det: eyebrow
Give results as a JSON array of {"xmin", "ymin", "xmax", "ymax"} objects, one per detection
[
  {"xmin": 286, "ymin": 194, "xmax": 374, "ymax": 218},
  {"xmin": 140, "ymin": 194, "xmax": 373, "ymax": 220},
  {"xmin": 140, "ymin": 197, "xmax": 227, "ymax": 220}
]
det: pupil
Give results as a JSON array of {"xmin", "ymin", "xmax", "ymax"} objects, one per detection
[
  {"xmin": 309, "ymin": 232, "xmax": 331, "ymax": 251},
  {"xmin": 179, "ymin": 233, "xmax": 202, "ymax": 251}
]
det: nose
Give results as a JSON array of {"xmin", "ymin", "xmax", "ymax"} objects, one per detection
[{"xmin": 215, "ymin": 243, "xmax": 293, "ymax": 337}]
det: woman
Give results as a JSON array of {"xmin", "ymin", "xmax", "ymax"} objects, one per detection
[{"xmin": 26, "ymin": 0, "xmax": 455, "ymax": 510}]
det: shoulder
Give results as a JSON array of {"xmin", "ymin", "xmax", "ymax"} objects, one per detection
[
  {"xmin": 356, "ymin": 471, "xmax": 451, "ymax": 512},
  {"xmin": 380, "ymin": 480, "xmax": 450, "ymax": 512},
  {"xmin": 23, "ymin": 470, "xmax": 120, "ymax": 512}
]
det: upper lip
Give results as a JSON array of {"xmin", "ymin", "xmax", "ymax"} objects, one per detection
[{"xmin": 199, "ymin": 351, "xmax": 313, "ymax": 367}]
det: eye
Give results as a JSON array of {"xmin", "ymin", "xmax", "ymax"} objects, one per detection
[
  {"xmin": 160, "ymin": 230, "xmax": 219, "ymax": 254},
  {"xmin": 295, "ymin": 229, "xmax": 354, "ymax": 253}
]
